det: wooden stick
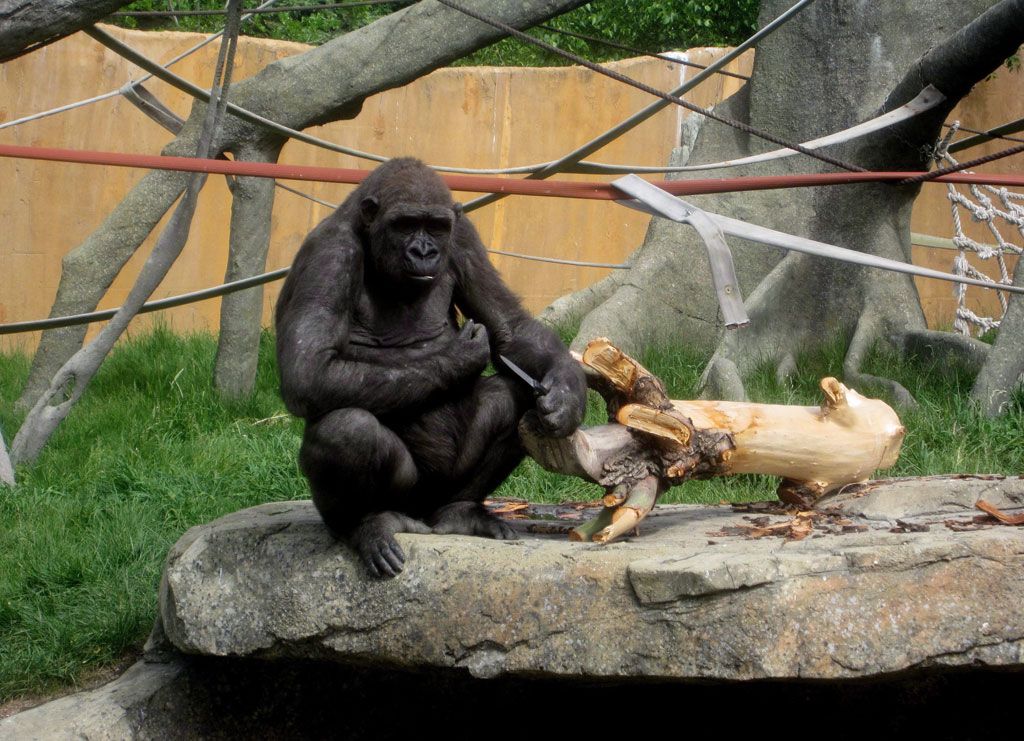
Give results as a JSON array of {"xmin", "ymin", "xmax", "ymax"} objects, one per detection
[
  {"xmin": 592, "ymin": 475, "xmax": 664, "ymax": 544},
  {"xmin": 570, "ymin": 506, "xmax": 614, "ymax": 542}
]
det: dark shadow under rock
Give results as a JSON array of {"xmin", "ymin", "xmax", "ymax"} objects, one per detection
[{"xmin": 5, "ymin": 654, "xmax": 1023, "ymax": 739}]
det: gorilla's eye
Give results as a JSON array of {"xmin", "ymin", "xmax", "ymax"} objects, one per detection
[
  {"xmin": 426, "ymin": 218, "xmax": 452, "ymax": 235},
  {"xmin": 392, "ymin": 216, "xmax": 420, "ymax": 233}
]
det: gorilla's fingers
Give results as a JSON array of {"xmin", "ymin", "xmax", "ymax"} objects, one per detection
[
  {"xmin": 356, "ymin": 535, "xmax": 401, "ymax": 578},
  {"xmin": 382, "ymin": 542, "xmax": 406, "ymax": 574},
  {"xmin": 451, "ymin": 320, "xmax": 490, "ymax": 375},
  {"xmin": 491, "ymin": 517, "xmax": 518, "ymax": 540},
  {"xmin": 352, "ymin": 511, "xmax": 431, "ymax": 578},
  {"xmin": 535, "ymin": 375, "xmax": 585, "ymax": 438},
  {"xmin": 431, "ymin": 502, "xmax": 520, "ymax": 540},
  {"xmin": 374, "ymin": 554, "xmax": 398, "ymax": 578},
  {"xmin": 395, "ymin": 513, "xmax": 432, "ymax": 535}
]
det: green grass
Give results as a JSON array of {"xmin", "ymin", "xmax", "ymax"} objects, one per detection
[
  {"xmin": 1, "ymin": 328, "xmax": 1022, "ymax": 700},
  {"xmin": 0, "ymin": 327, "xmax": 306, "ymax": 700}
]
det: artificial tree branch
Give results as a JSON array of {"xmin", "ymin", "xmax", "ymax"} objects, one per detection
[
  {"xmin": 0, "ymin": 0, "xmax": 134, "ymax": 62},
  {"xmin": 213, "ymin": 142, "xmax": 284, "ymax": 398}
]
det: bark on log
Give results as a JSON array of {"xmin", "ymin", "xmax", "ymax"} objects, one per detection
[{"xmin": 522, "ymin": 339, "xmax": 906, "ymax": 543}]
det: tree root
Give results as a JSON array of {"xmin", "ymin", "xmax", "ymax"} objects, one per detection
[
  {"xmin": 775, "ymin": 352, "xmax": 798, "ymax": 386},
  {"xmin": 540, "ymin": 272, "xmax": 618, "ymax": 340},
  {"xmin": 844, "ymin": 312, "xmax": 917, "ymax": 409},
  {"xmin": 699, "ymin": 355, "xmax": 748, "ymax": 401}
]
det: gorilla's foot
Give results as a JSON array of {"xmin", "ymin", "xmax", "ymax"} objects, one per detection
[
  {"xmin": 350, "ymin": 511, "xmax": 431, "ymax": 578},
  {"xmin": 430, "ymin": 501, "xmax": 518, "ymax": 540}
]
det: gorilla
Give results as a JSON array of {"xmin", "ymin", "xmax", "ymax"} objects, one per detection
[{"xmin": 276, "ymin": 158, "xmax": 587, "ymax": 577}]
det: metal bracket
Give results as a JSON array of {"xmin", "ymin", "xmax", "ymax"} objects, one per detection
[{"xmin": 120, "ymin": 82, "xmax": 185, "ymax": 135}]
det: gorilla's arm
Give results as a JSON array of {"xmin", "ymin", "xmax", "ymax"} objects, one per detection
[
  {"xmin": 452, "ymin": 220, "xmax": 586, "ymax": 437},
  {"xmin": 276, "ymin": 224, "xmax": 489, "ymax": 419}
]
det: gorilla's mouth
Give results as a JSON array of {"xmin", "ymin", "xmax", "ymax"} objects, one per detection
[{"xmin": 409, "ymin": 275, "xmax": 435, "ymax": 283}]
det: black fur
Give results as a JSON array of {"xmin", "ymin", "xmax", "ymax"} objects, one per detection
[{"xmin": 276, "ymin": 158, "xmax": 586, "ymax": 578}]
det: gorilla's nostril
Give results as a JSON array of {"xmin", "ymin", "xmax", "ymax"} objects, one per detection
[{"xmin": 410, "ymin": 243, "xmax": 438, "ymax": 259}]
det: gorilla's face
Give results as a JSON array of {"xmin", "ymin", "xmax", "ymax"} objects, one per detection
[{"xmin": 361, "ymin": 197, "xmax": 459, "ymax": 290}]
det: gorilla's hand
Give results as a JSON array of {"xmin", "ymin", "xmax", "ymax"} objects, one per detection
[
  {"xmin": 447, "ymin": 319, "xmax": 490, "ymax": 377},
  {"xmin": 535, "ymin": 362, "xmax": 587, "ymax": 437}
]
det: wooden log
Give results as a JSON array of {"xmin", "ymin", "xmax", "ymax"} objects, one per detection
[
  {"xmin": 521, "ymin": 339, "xmax": 906, "ymax": 542},
  {"xmin": 618, "ymin": 376, "xmax": 905, "ymax": 495}
]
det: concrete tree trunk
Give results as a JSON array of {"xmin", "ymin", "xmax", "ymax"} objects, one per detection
[
  {"xmin": 972, "ymin": 257, "xmax": 1024, "ymax": 415},
  {"xmin": 213, "ymin": 142, "xmax": 283, "ymax": 398},
  {"xmin": 545, "ymin": 0, "xmax": 1024, "ymax": 408}
]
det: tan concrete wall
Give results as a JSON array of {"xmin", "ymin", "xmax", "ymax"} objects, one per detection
[{"xmin": 0, "ymin": 25, "xmax": 1019, "ymax": 352}]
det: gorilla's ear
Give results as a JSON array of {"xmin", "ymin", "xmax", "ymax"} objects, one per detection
[
  {"xmin": 360, "ymin": 196, "xmax": 380, "ymax": 226},
  {"xmin": 452, "ymin": 202, "xmax": 463, "ymax": 221}
]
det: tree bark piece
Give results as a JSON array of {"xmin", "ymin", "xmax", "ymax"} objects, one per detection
[
  {"xmin": 522, "ymin": 339, "xmax": 905, "ymax": 543},
  {"xmin": 581, "ymin": 338, "xmax": 672, "ymax": 415}
]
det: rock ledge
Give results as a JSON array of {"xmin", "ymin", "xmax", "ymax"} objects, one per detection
[{"xmin": 158, "ymin": 475, "xmax": 1024, "ymax": 681}]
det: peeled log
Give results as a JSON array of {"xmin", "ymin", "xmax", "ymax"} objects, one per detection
[
  {"xmin": 621, "ymin": 376, "xmax": 905, "ymax": 498},
  {"xmin": 521, "ymin": 339, "xmax": 906, "ymax": 543}
]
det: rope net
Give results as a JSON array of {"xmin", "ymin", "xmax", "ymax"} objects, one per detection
[{"xmin": 935, "ymin": 123, "xmax": 1024, "ymax": 336}]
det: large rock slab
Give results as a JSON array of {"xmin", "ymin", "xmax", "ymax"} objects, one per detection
[
  {"xmin": 158, "ymin": 475, "xmax": 1024, "ymax": 681},
  {"xmin": 0, "ymin": 660, "xmax": 184, "ymax": 740}
]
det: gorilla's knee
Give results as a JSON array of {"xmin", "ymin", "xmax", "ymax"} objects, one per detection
[
  {"xmin": 301, "ymin": 408, "xmax": 417, "ymax": 491},
  {"xmin": 450, "ymin": 376, "xmax": 529, "ymax": 479}
]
